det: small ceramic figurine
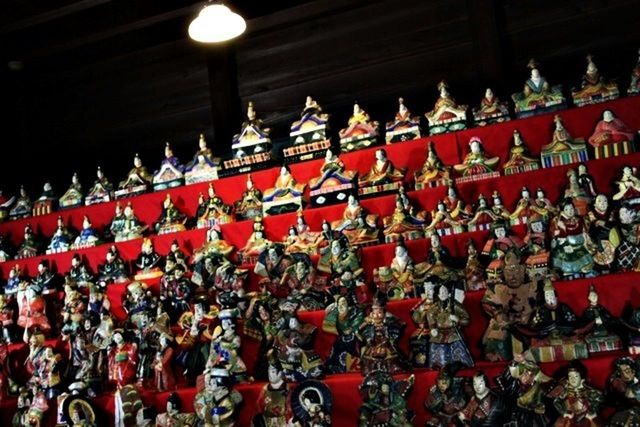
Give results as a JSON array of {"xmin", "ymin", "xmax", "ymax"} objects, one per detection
[
  {"xmin": 322, "ymin": 294, "xmax": 365, "ymax": 373},
  {"xmin": 9, "ymin": 185, "xmax": 32, "ymax": 219},
  {"xmin": 467, "ymin": 194, "xmax": 497, "ymax": 232},
  {"xmin": 32, "ymin": 182, "xmax": 57, "ymax": 216},
  {"xmin": 193, "ymin": 368, "xmax": 243, "ymax": 426},
  {"xmin": 285, "ymin": 95, "xmax": 332, "ymax": 162},
  {"xmin": 205, "ymin": 308, "xmax": 248, "ymax": 383},
  {"xmin": 481, "ymin": 219, "xmax": 526, "ymax": 261},
  {"xmin": 550, "ymin": 199, "xmax": 595, "ymax": 279},
  {"xmin": 629, "ymin": 48, "xmax": 640, "ymax": 95},
  {"xmin": 73, "ymin": 215, "xmax": 101, "ymax": 248},
  {"xmin": 334, "ymin": 205, "xmax": 380, "ymax": 248},
  {"xmin": 523, "ymin": 213, "xmax": 551, "ymax": 280},
  {"xmin": 237, "ymin": 217, "xmax": 271, "ymax": 264},
  {"xmin": 385, "ymin": 97, "xmax": 421, "ymax": 143},
  {"xmin": 234, "ymin": 174, "xmax": 263, "ymax": 220},
  {"xmin": 503, "ymin": 130, "xmax": 541, "ymax": 175},
  {"xmin": 579, "ymin": 284, "xmax": 622, "ymax": 354},
  {"xmin": 563, "ymin": 168, "xmax": 592, "ymax": 216},
  {"xmin": 154, "ymin": 194, "xmax": 187, "ymax": 234},
  {"xmin": 409, "ymin": 285, "xmax": 435, "ymax": 368},
  {"xmin": 509, "ymin": 187, "xmax": 534, "ymax": 226},
  {"xmin": 382, "ymin": 193, "xmax": 427, "ymax": 243},
  {"xmin": 425, "ymin": 364, "xmax": 470, "ymax": 426},
  {"xmin": 133, "ymin": 238, "xmax": 163, "ymax": 281},
  {"xmin": 85, "ymin": 166, "xmax": 113, "ymax": 205},
  {"xmin": 16, "ymin": 224, "xmax": 40, "ymax": 259},
  {"xmin": 426, "ymin": 199, "xmax": 466, "ymax": 237},
  {"xmin": 339, "ymin": 102, "xmax": 380, "ymax": 152},
  {"xmin": 607, "ymin": 356, "xmax": 640, "ymax": 425},
  {"xmin": 588, "ymin": 109, "xmax": 636, "ymax": 158},
  {"xmin": 115, "ymin": 153, "xmax": 152, "ymax": 198},
  {"xmin": 262, "ymin": 165, "xmax": 306, "ymax": 216},
  {"xmin": 309, "ymin": 148, "xmax": 358, "ymax": 207},
  {"xmin": 47, "ymin": 216, "xmax": 74, "ymax": 254},
  {"xmin": 586, "ymin": 194, "xmax": 620, "ymax": 273},
  {"xmin": 532, "ymin": 187, "xmax": 558, "ymax": 221},
  {"xmin": 252, "ymin": 360, "xmax": 293, "ymax": 426},
  {"xmin": 185, "ymin": 133, "xmax": 220, "ymax": 185},
  {"xmin": 454, "ymin": 136, "xmax": 500, "ymax": 183},
  {"xmin": 156, "ymin": 392, "xmax": 195, "ymax": 426},
  {"xmin": 358, "ymin": 148, "xmax": 406, "ymax": 196},
  {"xmin": 473, "ymin": 87, "xmax": 510, "ymax": 126},
  {"xmin": 152, "ymin": 142, "xmax": 185, "ymax": 191},
  {"xmin": 357, "ymin": 298, "xmax": 407, "ymax": 375},
  {"xmin": 464, "ymin": 239, "xmax": 486, "ymax": 291},
  {"xmin": 275, "ymin": 313, "xmax": 324, "ymax": 381},
  {"xmin": 373, "ymin": 239, "xmax": 428, "ymax": 300},
  {"xmin": 97, "ymin": 245, "xmax": 129, "ymax": 284},
  {"xmin": 548, "ymin": 362, "xmax": 604, "ymax": 426},
  {"xmin": 613, "ymin": 165, "xmax": 640, "ymax": 205},
  {"xmin": 317, "ymin": 238, "xmax": 364, "ymax": 290},
  {"xmin": 571, "ymin": 54, "xmax": 619, "ymax": 107},
  {"xmin": 107, "ymin": 330, "xmax": 139, "ymax": 389},
  {"xmin": 225, "ymin": 101, "xmax": 272, "ymax": 174},
  {"xmin": 512, "ymin": 58, "xmax": 566, "ymax": 118},
  {"xmin": 458, "ymin": 372, "xmax": 507, "ymax": 426},
  {"xmin": 196, "ymin": 184, "xmax": 234, "ymax": 229},
  {"xmin": 59, "ymin": 172, "xmax": 83, "ymax": 209},
  {"xmin": 414, "ymin": 141, "xmax": 451, "ymax": 189},
  {"xmin": 284, "ymin": 212, "xmax": 323, "ymax": 255},
  {"xmin": 358, "ymin": 372, "xmax": 415, "ymax": 427},
  {"xmin": 616, "ymin": 203, "xmax": 640, "ymax": 271},
  {"xmin": 425, "ymin": 80, "xmax": 468, "ymax": 134},
  {"xmin": 540, "ymin": 115, "xmax": 589, "ymax": 168},
  {"xmin": 114, "ymin": 203, "xmax": 147, "ymax": 242},
  {"xmin": 175, "ymin": 300, "xmax": 217, "ymax": 384}
]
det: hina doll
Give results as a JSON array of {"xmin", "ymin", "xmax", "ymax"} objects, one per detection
[
  {"xmin": 193, "ymin": 368, "xmax": 243, "ymax": 427},
  {"xmin": 358, "ymin": 372, "xmax": 415, "ymax": 427},
  {"xmin": 588, "ymin": 109, "xmax": 636, "ymax": 158},
  {"xmin": 579, "ymin": 285, "xmax": 622, "ymax": 354},
  {"xmin": 195, "ymin": 184, "xmax": 234, "ymax": 229},
  {"xmin": 331, "ymin": 194, "xmax": 377, "ymax": 233},
  {"xmin": 262, "ymin": 165, "xmax": 306, "ymax": 216},
  {"xmin": 481, "ymin": 249, "xmax": 538, "ymax": 361},
  {"xmin": 108, "ymin": 331, "xmax": 139, "ymax": 388},
  {"xmin": 385, "ymin": 97, "xmax": 421, "ymax": 143},
  {"xmin": 496, "ymin": 354, "xmax": 552, "ymax": 427},
  {"xmin": 252, "ymin": 361, "xmax": 294, "ymax": 427},
  {"xmin": 164, "ymin": 264, "xmax": 193, "ymax": 321},
  {"xmin": 467, "ymin": 194, "xmax": 496, "ymax": 232},
  {"xmin": 458, "ymin": 372, "xmax": 507, "ymax": 426},
  {"xmin": 414, "ymin": 141, "xmax": 451, "ymax": 189},
  {"xmin": 253, "ymin": 244, "xmax": 297, "ymax": 296},
  {"xmin": 237, "ymin": 217, "xmax": 270, "ymax": 264},
  {"xmin": 156, "ymin": 393, "xmax": 195, "ymax": 427},
  {"xmin": 585, "ymin": 194, "xmax": 620, "ymax": 272},
  {"xmin": 510, "ymin": 187, "xmax": 535, "ymax": 225},
  {"xmin": 47, "ymin": 218, "xmax": 73, "ymax": 254},
  {"xmin": 285, "ymin": 96, "xmax": 331, "ymax": 162},
  {"xmin": 616, "ymin": 203, "xmax": 640, "ymax": 271},
  {"xmin": 503, "ymin": 129, "xmax": 541, "ymax": 175},
  {"xmin": 550, "ymin": 199, "xmax": 595, "ymax": 279},
  {"xmin": 425, "ymin": 364, "xmax": 470, "ymax": 427},
  {"xmin": 85, "ymin": 166, "xmax": 113, "ymax": 205},
  {"xmin": 133, "ymin": 238, "xmax": 163, "ymax": 281},
  {"xmin": 184, "ymin": 134, "xmax": 220, "ymax": 185},
  {"xmin": 0, "ymin": 292, "xmax": 15, "ymax": 343},
  {"xmin": 58, "ymin": 172, "xmax": 83, "ymax": 209},
  {"xmin": 230, "ymin": 101, "xmax": 272, "ymax": 159},
  {"xmin": 308, "ymin": 148, "xmax": 357, "ymax": 206},
  {"xmin": 234, "ymin": 174, "xmax": 263, "ymax": 220},
  {"xmin": 339, "ymin": 102, "xmax": 379, "ymax": 152},
  {"xmin": 317, "ymin": 238, "xmax": 363, "ymax": 284},
  {"xmin": 116, "ymin": 153, "xmax": 152, "ymax": 198},
  {"xmin": 212, "ymin": 262, "xmax": 248, "ymax": 311},
  {"xmin": 540, "ymin": 115, "xmax": 588, "ymax": 168},
  {"xmin": 281, "ymin": 258, "xmax": 329, "ymax": 311},
  {"xmin": 425, "ymin": 283, "xmax": 473, "ymax": 369},
  {"xmin": 17, "ymin": 224, "xmax": 40, "ymax": 259},
  {"xmin": 472, "ymin": 87, "xmax": 510, "ymax": 126},
  {"xmin": 523, "ymin": 214, "xmax": 551, "ymax": 280},
  {"xmin": 32, "ymin": 259, "xmax": 59, "ymax": 295},
  {"xmin": 175, "ymin": 301, "xmax": 217, "ymax": 385},
  {"xmin": 571, "ymin": 54, "xmax": 619, "ymax": 107},
  {"xmin": 206, "ymin": 309, "xmax": 248, "ymax": 383},
  {"xmin": 382, "ymin": 195, "xmax": 426, "ymax": 242},
  {"xmin": 195, "ymin": 227, "xmax": 234, "ymax": 262},
  {"xmin": 409, "ymin": 287, "xmax": 434, "ymax": 368},
  {"xmin": 374, "ymin": 238, "xmax": 427, "ymax": 300},
  {"xmin": 291, "ymin": 380, "xmax": 333, "ymax": 427},
  {"xmin": 423, "ymin": 232, "xmax": 460, "ymax": 290},
  {"xmin": 453, "ymin": 136, "xmax": 500, "ymax": 182},
  {"xmin": 357, "ymin": 299, "xmax": 407, "ymax": 375},
  {"xmin": 629, "ymin": 48, "xmax": 640, "ymax": 95},
  {"xmin": 154, "ymin": 194, "xmax": 187, "ymax": 234},
  {"xmin": 607, "ymin": 356, "xmax": 640, "ymax": 425},
  {"xmin": 152, "ymin": 142, "xmax": 185, "ymax": 191},
  {"xmin": 563, "ymin": 168, "xmax": 592, "ymax": 216},
  {"xmin": 243, "ymin": 298, "xmax": 279, "ymax": 381},
  {"xmin": 5, "ymin": 264, "xmax": 23, "ymax": 296},
  {"xmin": 426, "ymin": 200, "xmax": 465, "ymax": 236},
  {"xmin": 115, "ymin": 203, "xmax": 146, "ymax": 242},
  {"xmin": 284, "ymin": 212, "xmax": 323, "ymax": 255},
  {"xmin": 613, "ymin": 166, "xmax": 640, "ymax": 204},
  {"xmin": 512, "ymin": 58, "xmax": 566, "ymax": 117},
  {"xmin": 97, "ymin": 245, "xmax": 128, "ymax": 284},
  {"xmin": 358, "ymin": 148, "xmax": 405, "ymax": 195},
  {"xmin": 32, "ymin": 182, "xmax": 57, "ymax": 216},
  {"xmin": 532, "ymin": 187, "xmax": 559, "ymax": 221},
  {"xmin": 425, "ymin": 80, "xmax": 468, "ymax": 134},
  {"xmin": 73, "ymin": 215, "xmax": 101, "ymax": 248},
  {"xmin": 548, "ymin": 362, "xmax": 604, "ymax": 426},
  {"xmin": 122, "ymin": 282, "xmax": 156, "ymax": 329},
  {"xmin": 481, "ymin": 219, "xmax": 526, "ymax": 262},
  {"xmin": 9, "ymin": 185, "xmax": 32, "ymax": 219},
  {"xmin": 322, "ymin": 295, "xmax": 365, "ymax": 373},
  {"xmin": 275, "ymin": 314, "xmax": 324, "ymax": 381},
  {"xmin": 464, "ymin": 240, "xmax": 486, "ymax": 291}
]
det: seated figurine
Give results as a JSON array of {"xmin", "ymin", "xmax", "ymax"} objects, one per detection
[
  {"xmin": 262, "ymin": 165, "xmax": 306, "ymax": 216},
  {"xmin": 275, "ymin": 314, "xmax": 324, "ymax": 381},
  {"xmin": 339, "ymin": 102, "xmax": 379, "ymax": 152},
  {"xmin": 152, "ymin": 142, "xmax": 184, "ymax": 190},
  {"xmin": 154, "ymin": 194, "xmax": 187, "ymax": 235},
  {"xmin": 629, "ymin": 48, "xmax": 640, "ymax": 95},
  {"xmin": 156, "ymin": 393, "xmax": 195, "ymax": 426},
  {"xmin": 586, "ymin": 194, "xmax": 620, "ymax": 272},
  {"xmin": 482, "ymin": 219, "xmax": 526, "ymax": 281},
  {"xmin": 115, "ymin": 153, "xmax": 152, "ymax": 198},
  {"xmin": 616, "ymin": 204, "xmax": 640, "ymax": 271},
  {"xmin": 409, "ymin": 287, "xmax": 434, "ymax": 368},
  {"xmin": 464, "ymin": 239, "xmax": 486, "ymax": 291},
  {"xmin": 9, "ymin": 185, "xmax": 32, "ymax": 220},
  {"xmin": 588, "ymin": 109, "xmax": 636, "ymax": 158},
  {"xmin": 331, "ymin": 195, "xmax": 379, "ymax": 246},
  {"xmin": 184, "ymin": 134, "xmax": 220, "ymax": 185},
  {"xmin": 17, "ymin": 281, "xmax": 52, "ymax": 337},
  {"xmin": 473, "ymin": 87, "xmax": 510, "ymax": 126},
  {"xmin": 234, "ymin": 174, "xmax": 263, "ymax": 220},
  {"xmin": 17, "ymin": 224, "xmax": 41, "ymax": 259},
  {"xmin": 579, "ymin": 284, "xmax": 622, "ymax": 354},
  {"xmin": 550, "ymin": 199, "xmax": 595, "ymax": 279},
  {"xmin": 548, "ymin": 362, "xmax": 604, "ymax": 425},
  {"xmin": 47, "ymin": 217, "xmax": 74, "ymax": 254},
  {"xmin": 467, "ymin": 194, "xmax": 498, "ymax": 232},
  {"xmin": 58, "ymin": 173, "xmax": 83, "ymax": 209},
  {"xmin": 414, "ymin": 141, "xmax": 451, "ymax": 189},
  {"xmin": 613, "ymin": 166, "xmax": 640, "ymax": 205},
  {"xmin": 114, "ymin": 203, "xmax": 146, "ymax": 242},
  {"xmin": 423, "ymin": 233, "xmax": 461, "ymax": 291},
  {"xmin": 32, "ymin": 182, "xmax": 57, "ymax": 216},
  {"xmin": 73, "ymin": 215, "xmax": 101, "ymax": 249},
  {"xmin": 194, "ymin": 227, "xmax": 234, "ymax": 263},
  {"xmin": 317, "ymin": 237, "xmax": 364, "ymax": 286},
  {"xmin": 540, "ymin": 115, "xmax": 588, "ymax": 168},
  {"xmin": 509, "ymin": 187, "xmax": 535, "ymax": 226},
  {"xmin": 85, "ymin": 166, "xmax": 113, "ymax": 205},
  {"xmin": 358, "ymin": 149, "xmax": 405, "ymax": 196},
  {"xmin": 503, "ymin": 130, "xmax": 541, "ymax": 175},
  {"xmin": 237, "ymin": 217, "xmax": 271, "ymax": 264},
  {"xmin": 253, "ymin": 243, "xmax": 297, "ymax": 296},
  {"xmin": 442, "ymin": 183, "xmax": 472, "ymax": 222},
  {"xmin": 323, "ymin": 295, "xmax": 365, "ymax": 373},
  {"xmin": 425, "ymin": 200, "xmax": 465, "ymax": 237},
  {"xmin": 425, "ymin": 366, "xmax": 470, "ymax": 426},
  {"xmin": 193, "ymin": 369, "xmax": 242, "ymax": 427},
  {"xmin": 374, "ymin": 239, "xmax": 428, "ymax": 300},
  {"xmin": 224, "ymin": 101, "xmax": 272, "ymax": 174},
  {"xmin": 205, "ymin": 309, "xmax": 248, "ymax": 383},
  {"xmin": 382, "ymin": 194, "xmax": 426, "ymax": 242},
  {"xmin": 532, "ymin": 187, "xmax": 558, "ymax": 221},
  {"xmin": 195, "ymin": 184, "xmax": 233, "ymax": 229},
  {"xmin": 563, "ymin": 168, "xmax": 592, "ymax": 216},
  {"xmin": 571, "ymin": 54, "xmax": 619, "ymax": 107},
  {"xmin": 454, "ymin": 136, "xmax": 500, "ymax": 183},
  {"xmin": 107, "ymin": 202, "xmax": 125, "ymax": 240},
  {"xmin": 134, "ymin": 238, "xmax": 163, "ymax": 281},
  {"xmin": 385, "ymin": 97, "xmax": 421, "ymax": 143},
  {"xmin": 309, "ymin": 149, "xmax": 358, "ymax": 207},
  {"xmin": 523, "ymin": 213, "xmax": 551, "ymax": 280},
  {"xmin": 98, "ymin": 245, "xmax": 128, "ymax": 284},
  {"xmin": 358, "ymin": 372, "xmax": 415, "ymax": 427},
  {"xmin": 285, "ymin": 96, "xmax": 331, "ymax": 162},
  {"xmin": 425, "ymin": 80, "xmax": 468, "ymax": 134},
  {"xmin": 607, "ymin": 356, "xmax": 640, "ymax": 425},
  {"xmin": 67, "ymin": 254, "xmax": 94, "ymax": 287},
  {"xmin": 512, "ymin": 58, "xmax": 566, "ymax": 118},
  {"xmin": 284, "ymin": 212, "xmax": 323, "ymax": 255}
]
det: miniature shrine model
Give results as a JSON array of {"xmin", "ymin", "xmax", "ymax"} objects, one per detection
[{"xmin": 2, "ymin": 50, "xmax": 640, "ymax": 427}]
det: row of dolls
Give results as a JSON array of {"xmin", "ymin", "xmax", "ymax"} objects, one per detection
[{"xmin": 3, "ymin": 48, "xmax": 640, "ymax": 223}]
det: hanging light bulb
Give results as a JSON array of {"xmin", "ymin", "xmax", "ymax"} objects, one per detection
[{"xmin": 188, "ymin": 2, "xmax": 246, "ymax": 43}]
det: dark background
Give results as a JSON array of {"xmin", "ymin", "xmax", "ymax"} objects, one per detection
[{"xmin": 1, "ymin": 0, "xmax": 640, "ymax": 196}]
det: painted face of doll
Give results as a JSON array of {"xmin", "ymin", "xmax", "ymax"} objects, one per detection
[
  {"xmin": 473, "ymin": 375, "xmax": 488, "ymax": 395},
  {"xmin": 295, "ymin": 262, "xmax": 306, "ymax": 279},
  {"xmin": 395, "ymin": 245, "xmax": 407, "ymax": 259},
  {"xmin": 588, "ymin": 289, "xmax": 598, "ymax": 305},
  {"xmin": 619, "ymin": 363, "xmax": 636, "ymax": 381},
  {"xmin": 485, "ymin": 88, "xmax": 494, "ymax": 99},
  {"xmin": 494, "ymin": 227, "xmax": 506, "ymax": 239},
  {"xmin": 436, "ymin": 377, "xmax": 450, "ymax": 393},
  {"xmin": 113, "ymin": 332, "xmax": 124, "ymax": 346},
  {"xmin": 258, "ymin": 305, "xmax": 270, "ymax": 322},
  {"xmin": 438, "ymin": 286, "xmax": 449, "ymax": 302},
  {"xmin": 331, "ymin": 241, "xmax": 341, "ymax": 256},
  {"xmin": 544, "ymin": 290, "xmax": 557, "ymax": 306},
  {"xmin": 431, "ymin": 234, "xmax": 441, "ymax": 248},
  {"xmin": 268, "ymin": 364, "xmax": 282, "ymax": 384},
  {"xmin": 448, "ymin": 187, "xmax": 456, "ymax": 198},
  {"xmin": 595, "ymin": 195, "xmax": 608, "ymax": 212},
  {"xmin": 620, "ymin": 207, "xmax": 635, "ymax": 225},
  {"xmin": 568, "ymin": 370, "xmax": 582, "ymax": 388},
  {"xmin": 479, "ymin": 197, "xmax": 487, "ymax": 208},
  {"xmin": 438, "ymin": 202, "xmax": 446, "ymax": 213},
  {"xmin": 289, "ymin": 317, "xmax": 299, "ymax": 330},
  {"xmin": 348, "ymin": 194, "xmax": 357, "ymax": 206},
  {"xmin": 563, "ymin": 203, "xmax": 576, "ymax": 218},
  {"xmin": 470, "ymin": 140, "xmax": 481, "ymax": 154},
  {"xmin": 531, "ymin": 221, "xmax": 544, "ymax": 233},
  {"xmin": 322, "ymin": 222, "xmax": 330, "ymax": 232},
  {"xmin": 531, "ymin": 68, "xmax": 541, "ymax": 79},
  {"xmin": 603, "ymin": 110, "xmax": 614, "ymax": 122},
  {"xmin": 337, "ymin": 297, "xmax": 348, "ymax": 315},
  {"xmin": 375, "ymin": 150, "xmax": 385, "ymax": 161}
]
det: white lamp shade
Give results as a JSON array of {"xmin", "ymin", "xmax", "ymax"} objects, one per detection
[{"xmin": 188, "ymin": 4, "xmax": 246, "ymax": 43}]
